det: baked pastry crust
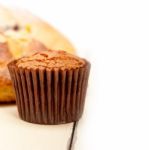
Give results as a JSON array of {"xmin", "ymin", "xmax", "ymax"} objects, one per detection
[
  {"xmin": 0, "ymin": 5, "xmax": 75, "ymax": 102},
  {"xmin": 16, "ymin": 50, "xmax": 85, "ymax": 69}
]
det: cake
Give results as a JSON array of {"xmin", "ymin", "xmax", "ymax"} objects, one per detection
[{"xmin": 8, "ymin": 50, "xmax": 90, "ymax": 124}]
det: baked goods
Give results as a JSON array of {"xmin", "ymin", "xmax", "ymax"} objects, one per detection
[
  {"xmin": 8, "ymin": 50, "xmax": 90, "ymax": 124},
  {"xmin": 0, "ymin": 5, "xmax": 75, "ymax": 102},
  {"xmin": 0, "ymin": 41, "xmax": 15, "ymax": 102}
]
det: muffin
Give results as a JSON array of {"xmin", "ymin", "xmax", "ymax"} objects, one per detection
[{"xmin": 8, "ymin": 50, "xmax": 90, "ymax": 124}]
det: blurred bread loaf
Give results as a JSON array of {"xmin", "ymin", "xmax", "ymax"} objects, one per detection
[{"xmin": 0, "ymin": 5, "xmax": 75, "ymax": 102}]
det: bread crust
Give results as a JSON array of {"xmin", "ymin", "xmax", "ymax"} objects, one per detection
[{"xmin": 0, "ymin": 5, "xmax": 75, "ymax": 102}]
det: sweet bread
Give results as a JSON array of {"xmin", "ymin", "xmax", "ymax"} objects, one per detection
[{"xmin": 0, "ymin": 5, "xmax": 75, "ymax": 102}]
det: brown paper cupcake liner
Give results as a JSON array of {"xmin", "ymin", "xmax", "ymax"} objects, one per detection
[{"xmin": 8, "ymin": 60, "xmax": 90, "ymax": 125}]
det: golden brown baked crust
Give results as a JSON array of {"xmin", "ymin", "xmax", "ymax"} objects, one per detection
[
  {"xmin": 16, "ymin": 50, "xmax": 85, "ymax": 70},
  {"xmin": 0, "ymin": 41, "xmax": 15, "ymax": 102},
  {"xmin": 0, "ymin": 5, "xmax": 75, "ymax": 102}
]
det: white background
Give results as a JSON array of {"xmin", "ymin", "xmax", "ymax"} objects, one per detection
[{"xmin": 1, "ymin": 0, "xmax": 149, "ymax": 150}]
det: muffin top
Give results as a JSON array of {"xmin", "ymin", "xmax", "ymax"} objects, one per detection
[{"xmin": 16, "ymin": 50, "xmax": 85, "ymax": 70}]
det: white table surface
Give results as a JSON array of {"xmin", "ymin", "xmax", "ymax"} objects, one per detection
[
  {"xmin": 1, "ymin": 0, "xmax": 149, "ymax": 150},
  {"xmin": 0, "ymin": 105, "xmax": 73, "ymax": 150}
]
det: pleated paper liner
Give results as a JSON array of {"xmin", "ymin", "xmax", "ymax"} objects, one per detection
[{"xmin": 8, "ymin": 60, "xmax": 90, "ymax": 125}]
